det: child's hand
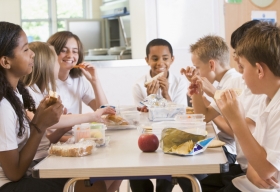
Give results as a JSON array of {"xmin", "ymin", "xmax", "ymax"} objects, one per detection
[
  {"xmin": 191, "ymin": 76, "xmax": 216, "ymax": 97},
  {"xmin": 32, "ymin": 96, "xmax": 64, "ymax": 132},
  {"xmin": 93, "ymin": 107, "xmax": 116, "ymax": 123},
  {"xmin": 78, "ymin": 62, "xmax": 98, "ymax": 83},
  {"xmin": 180, "ymin": 66, "xmax": 197, "ymax": 82},
  {"xmin": 158, "ymin": 77, "xmax": 171, "ymax": 100},
  {"xmin": 215, "ymin": 89, "xmax": 245, "ymax": 122},
  {"xmin": 247, "ymin": 165, "xmax": 280, "ymax": 189},
  {"xmin": 188, "ymin": 76, "xmax": 203, "ymax": 96},
  {"xmin": 146, "ymin": 80, "xmax": 160, "ymax": 95}
]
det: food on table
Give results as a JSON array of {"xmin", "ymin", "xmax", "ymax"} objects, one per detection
[
  {"xmin": 161, "ymin": 128, "xmax": 206, "ymax": 155},
  {"xmin": 47, "ymin": 90, "xmax": 58, "ymax": 107},
  {"xmin": 48, "ymin": 141, "xmax": 94, "ymax": 157},
  {"xmin": 168, "ymin": 140, "xmax": 194, "ymax": 154},
  {"xmin": 138, "ymin": 133, "xmax": 159, "ymax": 152},
  {"xmin": 214, "ymin": 88, "xmax": 243, "ymax": 100},
  {"xmin": 208, "ymin": 139, "xmax": 225, "ymax": 148},
  {"xmin": 186, "ymin": 107, "xmax": 194, "ymax": 114},
  {"xmin": 104, "ymin": 114, "xmax": 129, "ymax": 125},
  {"xmin": 144, "ymin": 72, "xmax": 164, "ymax": 87},
  {"xmin": 73, "ymin": 125, "xmax": 91, "ymax": 143}
]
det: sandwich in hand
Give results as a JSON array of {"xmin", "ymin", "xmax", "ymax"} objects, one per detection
[
  {"xmin": 214, "ymin": 89, "xmax": 243, "ymax": 100},
  {"xmin": 47, "ymin": 90, "xmax": 58, "ymax": 106},
  {"xmin": 144, "ymin": 72, "xmax": 164, "ymax": 87}
]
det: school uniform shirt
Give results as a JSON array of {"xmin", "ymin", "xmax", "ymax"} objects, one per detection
[
  {"xmin": 0, "ymin": 91, "xmax": 30, "ymax": 187},
  {"xmin": 56, "ymin": 75, "xmax": 95, "ymax": 114},
  {"xmin": 132, "ymin": 72, "xmax": 188, "ymax": 106},
  {"xmin": 27, "ymin": 85, "xmax": 49, "ymax": 160},
  {"xmin": 209, "ymin": 68, "xmax": 241, "ymax": 156},
  {"xmin": 212, "ymin": 75, "xmax": 264, "ymax": 171},
  {"xmin": 235, "ymin": 87, "xmax": 280, "ymax": 191}
]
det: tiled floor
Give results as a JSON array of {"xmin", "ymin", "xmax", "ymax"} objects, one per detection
[{"xmin": 118, "ymin": 179, "xmax": 182, "ymax": 192}]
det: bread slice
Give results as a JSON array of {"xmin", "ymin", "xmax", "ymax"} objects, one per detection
[
  {"xmin": 208, "ymin": 139, "xmax": 225, "ymax": 148},
  {"xmin": 214, "ymin": 88, "xmax": 243, "ymax": 100},
  {"xmin": 47, "ymin": 90, "xmax": 58, "ymax": 106},
  {"xmin": 48, "ymin": 143, "xmax": 93, "ymax": 157},
  {"xmin": 144, "ymin": 72, "xmax": 164, "ymax": 87},
  {"xmin": 105, "ymin": 114, "xmax": 129, "ymax": 125}
]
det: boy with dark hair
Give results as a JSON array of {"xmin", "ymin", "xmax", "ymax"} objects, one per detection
[
  {"xmin": 217, "ymin": 22, "xmax": 280, "ymax": 191},
  {"xmin": 133, "ymin": 38, "xmax": 188, "ymax": 107},
  {"xmin": 131, "ymin": 38, "xmax": 188, "ymax": 192}
]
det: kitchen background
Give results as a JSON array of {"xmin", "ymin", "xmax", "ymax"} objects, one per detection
[{"xmin": 1, "ymin": 0, "xmax": 279, "ymax": 112}]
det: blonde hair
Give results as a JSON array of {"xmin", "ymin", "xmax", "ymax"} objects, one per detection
[
  {"xmin": 190, "ymin": 35, "xmax": 230, "ymax": 67},
  {"xmin": 22, "ymin": 42, "xmax": 56, "ymax": 93}
]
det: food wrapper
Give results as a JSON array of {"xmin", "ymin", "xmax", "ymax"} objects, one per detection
[
  {"xmin": 48, "ymin": 139, "xmax": 95, "ymax": 157},
  {"xmin": 140, "ymin": 94, "xmax": 168, "ymax": 108},
  {"xmin": 161, "ymin": 128, "xmax": 214, "ymax": 156},
  {"xmin": 102, "ymin": 114, "xmax": 129, "ymax": 126}
]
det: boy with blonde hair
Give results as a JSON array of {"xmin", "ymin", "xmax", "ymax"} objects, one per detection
[
  {"xmin": 183, "ymin": 35, "xmax": 241, "ymax": 163},
  {"xmin": 216, "ymin": 22, "xmax": 280, "ymax": 191},
  {"xmin": 184, "ymin": 21, "xmax": 263, "ymax": 192}
]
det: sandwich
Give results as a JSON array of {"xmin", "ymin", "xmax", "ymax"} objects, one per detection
[
  {"xmin": 144, "ymin": 72, "xmax": 164, "ymax": 87},
  {"xmin": 186, "ymin": 107, "xmax": 194, "ymax": 114},
  {"xmin": 214, "ymin": 88, "xmax": 243, "ymax": 100},
  {"xmin": 47, "ymin": 90, "xmax": 58, "ymax": 107},
  {"xmin": 105, "ymin": 114, "xmax": 129, "ymax": 126}
]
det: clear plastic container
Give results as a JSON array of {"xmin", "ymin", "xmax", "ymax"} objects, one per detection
[
  {"xmin": 120, "ymin": 111, "xmax": 140, "ymax": 126},
  {"xmin": 72, "ymin": 123, "xmax": 91, "ymax": 143},
  {"xmin": 148, "ymin": 105, "xmax": 186, "ymax": 121},
  {"xmin": 90, "ymin": 123, "xmax": 107, "ymax": 146},
  {"xmin": 151, "ymin": 121, "xmax": 206, "ymax": 139},
  {"xmin": 175, "ymin": 114, "xmax": 205, "ymax": 122}
]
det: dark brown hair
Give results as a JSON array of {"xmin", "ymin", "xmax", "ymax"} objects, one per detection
[
  {"xmin": 47, "ymin": 31, "xmax": 83, "ymax": 78},
  {"xmin": 0, "ymin": 22, "xmax": 36, "ymax": 137},
  {"xmin": 236, "ymin": 22, "xmax": 280, "ymax": 77}
]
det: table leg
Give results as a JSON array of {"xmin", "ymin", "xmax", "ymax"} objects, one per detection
[
  {"xmin": 172, "ymin": 174, "xmax": 202, "ymax": 192},
  {"xmin": 63, "ymin": 177, "xmax": 89, "ymax": 192}
]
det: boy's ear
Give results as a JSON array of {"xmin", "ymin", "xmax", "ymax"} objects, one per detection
[
  {"xmin": 171, "ymin": 56, "xmax": 175, "ymax": 64},
  {"xmin": 256, "ymin": 63, "xmax": 264, "ymax": 79},
  {"xmin": 145, "ymin": 57, "xmax": 149, "ymax": 65},
  {"xmin": 0, "ymin": 56, "xmax": 11, "ymax": 69},
  {"xmin": 209, "ymin": 60, "xmax": 215, "ymax": 71}
]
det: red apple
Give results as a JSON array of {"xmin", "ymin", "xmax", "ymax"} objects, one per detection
[{"xmin": 138, "ymin": 133, "xmax": 159, "ymax": 152}]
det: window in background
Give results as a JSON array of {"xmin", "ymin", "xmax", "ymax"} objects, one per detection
[{"xmin": 21, "ymin": 0, "xmax": 89, "ymax": 42}]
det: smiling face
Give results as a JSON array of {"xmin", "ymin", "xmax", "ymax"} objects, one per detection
[
  {"xmin": 57, "ymin": 37, "xmax": 79, "ymax": 70},
  {"xmin": 191, "ymin": 53, "xmax": 215, "ymax": 83},
  {"xmin": 8, "ymin": 31, "xmax": 35, "ymax": 78},
  {"xmin": 145, "ymin": 45, "xmax": 174, "ymax": 78}
]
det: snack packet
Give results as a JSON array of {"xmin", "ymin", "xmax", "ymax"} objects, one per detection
[{"xmin": 161, "ymin": 128, "xmax": 214, "ymax": 156}]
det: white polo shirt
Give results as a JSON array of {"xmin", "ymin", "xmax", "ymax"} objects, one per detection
[
  {"xmin": 27, "ymin": 85, "xmax": 50, "ymax": 160},
  {"xmin": 212, "ymin": 75, "xmax": 264, "ymax": 170},
  {"xmin": 56, "ymin": 75, "xmax": 95, "ymax": 114},
  {"xmin": 133, "ymin": 71, "xmax": 188, "ymax": 106},
  {"xmin": 235, "ymin": 88, "xmax": 280, "ymax": 190},
  {"xmin": 0, "ymin": 92, "xmax": 30, "ymax": 187},
  {"xmin": 210, "ymin": 68, "xmax": 242, "ymax": 155}
]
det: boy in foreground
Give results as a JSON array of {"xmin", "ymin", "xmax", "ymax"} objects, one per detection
[{"xmin": 216, "ymin": 22, "xmax": 280, "ymax": 191}]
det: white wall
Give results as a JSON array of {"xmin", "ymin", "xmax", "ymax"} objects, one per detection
[
  {"xmin": 0, "ymin": 0, "xmax": 21, "ymax": 24},
  {"xmin": 129, "ymin": 0, "xmax": 225, "ymax": 84}
]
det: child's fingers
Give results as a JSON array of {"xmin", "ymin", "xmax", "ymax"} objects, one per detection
[{"xmin": 180, "ymin": 68, "xmax": 186, "ymax": 75}]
